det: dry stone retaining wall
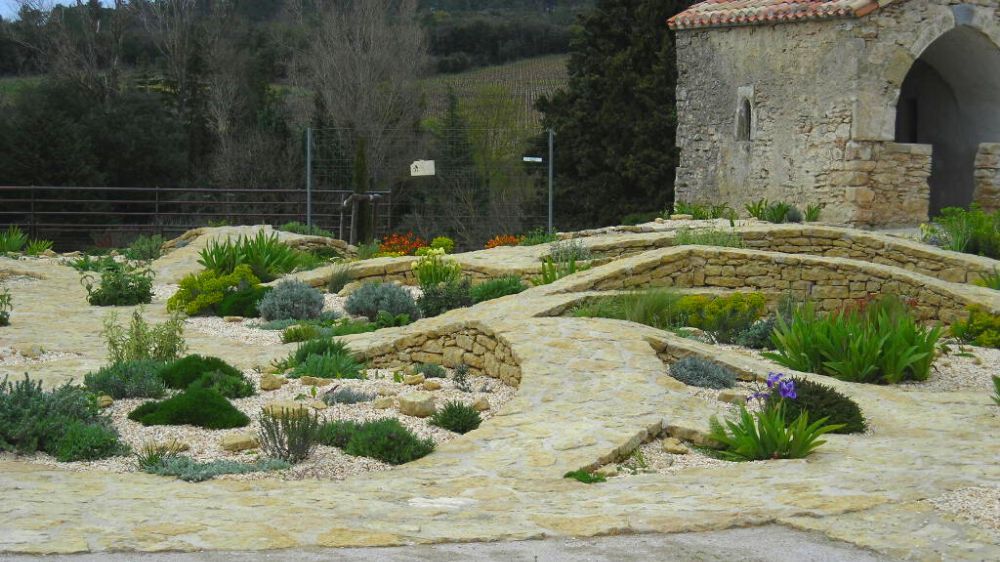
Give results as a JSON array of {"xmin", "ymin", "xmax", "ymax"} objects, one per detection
[
  {"xmin": 559, "ymin": 247, "xmax": 1000, "ymax": 324},
  {"xmin": 974, "ymin": 142, "xmax": 1000, "ymax": 212},
  {"xmin": 361, "ymin": 326, "xmax": 522, "ymax": 387}
]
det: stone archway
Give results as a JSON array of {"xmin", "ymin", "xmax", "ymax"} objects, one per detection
[{"xmin": 894, "ymin": 25, "xmax": 1000, "ymax": 214}]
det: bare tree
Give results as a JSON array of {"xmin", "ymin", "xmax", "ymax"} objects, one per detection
[
  {"xmin": 296, "ymin": 0, "xmax": 429, "ymax": 187},
  {"xmin": 133, "ymin": 0, "xmax": 201, "ymax": 111}
]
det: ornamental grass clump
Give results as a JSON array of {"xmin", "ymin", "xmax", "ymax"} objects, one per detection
[
  {"xmin": 673, "ymin": 227, "xmax": 744, "ymax": 248},
  {"xmin": 124, "ymin": 234, "xmax": 165, "ymax": 261},
  {"xmin": 411, "ymin": 248, "xmax": 462, "ymax": 287},
  {"xmin": 429, "ymin": 401, "xmax": 482, "ymax": 434},
  {"xmin": 764, "ymin": 295, "xmax": 941, "ymax": 384},
  {"xmin": 709, "ymin": 373, "xmax": 843, "ymax": 461},
  {"xmin": 921, "ymin": 205, "xmax": 1000, "ymax": 259}
]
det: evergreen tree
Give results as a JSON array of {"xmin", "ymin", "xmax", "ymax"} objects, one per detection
[{"xmin": 536, "ymin": 0, "xmax": 692, "ymax": 230}]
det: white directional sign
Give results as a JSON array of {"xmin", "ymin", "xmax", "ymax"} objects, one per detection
[
  {"xmin": 523, "ymin": 156, "xmax": 543, "ymax": 163},
  {"xmin": 410, "ymin": 160, "xmax": 436, "ymax": 177}
]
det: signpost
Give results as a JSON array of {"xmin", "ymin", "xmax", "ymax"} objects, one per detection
[{"xmin": 523, "ymin": 129, "xmax": 556, "ymax": 233}]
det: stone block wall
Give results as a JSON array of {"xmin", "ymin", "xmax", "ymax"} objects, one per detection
[
  {"xmin": 974, "ymin": 143, "xmax": 1000, "ymax": 212},
  {"xmin": 362, "ymin": 327, "xmax": 522, "ymax": 387},
  {"xmin": 834, "ymin": 142, "xmax": 932, "ymax": 227},
  {"xmin": 563, "ymin": 247, "xmax": 1000, "ymax": 324}
]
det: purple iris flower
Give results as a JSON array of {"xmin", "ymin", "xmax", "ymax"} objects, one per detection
[
  {"xmin": 766, "ymin": 372, "xmax": 783, "ymax": 389},
  {"xmin": 778, "ymin": 379, "xmax": 797, "ymax": 400}
]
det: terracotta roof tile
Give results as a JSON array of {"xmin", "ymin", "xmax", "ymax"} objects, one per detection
[{"xmin": 667, "ymin": 0, "xmax": 895, "ymax": 30}]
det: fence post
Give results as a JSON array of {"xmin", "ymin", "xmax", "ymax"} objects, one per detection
[
  {"xmin": 29, "ymin": 186, "xmax": 36, "ymax": 239},
  {"xmin": 305, "ymin": 127, "xmax": 314, "ymax": 227},
  {"xmin": 548, "ymin": 128, "xmax": 555, "ymax": 234}
]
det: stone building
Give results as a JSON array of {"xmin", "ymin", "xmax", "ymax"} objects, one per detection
[{"xmin": 669, "ymin": 0, "xmax": 1000, "ymax": 226}]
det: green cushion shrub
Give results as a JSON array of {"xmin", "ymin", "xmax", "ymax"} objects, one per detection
[
  {"xmin": 217, "ymin": 286, "xmax": 270, "ymax": 318},
  {"xmin": 316, "ymin": 420, "xmax": 362, "ymax": 449},
  {"xmin": 470, "ymin": 275, "xmax": 526, "ymax": 303},
  {"xmin": 53, "ymin": 420, "xmax": 128, "ymax": 462},
  {"xmin": 158, "ymin": 355, "xmax": 249, "ymax": 396},
  {"xmin": 344, "ymin": 282, "xmax": 420, "ymax": 322},
  {"xmin": 84, "ymin": 360, "xmax": 166, "ymax": 399},
  {"xmin": 127, "ymin": 386, "xmax": 249, "ymax": 429},
  {"xmin": 341, "ymin": 418, "xmax": 435, "ymax": 465},
  {"xmin": 192, "ymin": 371, "xmax": 255, "ymax": 399},
  {"xmin": 670, "ymin": 356, "xmax": 736, "ymax": 389},
  {"xmin": 257, "ymin": 279, "xmax": 325, "ymax": 321},
  {"xmin": 768, "ymin": 377, "xmax": 867, "ymax": 435},
  {"xmin": 415, "ymin": 363, "xmax": 446, "ymax": 379}
]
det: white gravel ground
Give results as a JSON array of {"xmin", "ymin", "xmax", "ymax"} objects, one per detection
[{"xmin": 925, "ymin": 487, "xmax": 1000, "ymax": 532}]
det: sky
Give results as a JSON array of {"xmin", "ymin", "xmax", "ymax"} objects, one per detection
[{"xmin": 2, "ymin": 1, "xmax": 113, "ymax": 20}]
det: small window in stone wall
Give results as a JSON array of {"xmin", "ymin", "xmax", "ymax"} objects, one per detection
[{"xmin": 737, "ymin": 98, "xmax": 753, "ymax": 141}]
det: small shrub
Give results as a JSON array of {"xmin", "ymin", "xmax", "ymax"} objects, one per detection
[
  {"xmin": 259, "ymin": 318, "xmax": 300, "ymax": 331},
  {"xmin": 746, "ymin": 199, "xmax": 802, "ymax": 224},
  {"xmin": 258, "ymin": 279, "xmax": 325, "ymax": 321},
  {"xmin": 287, "ymin": 338, "xmax": 352, "ymax": 368},
  {"xmin": 975, "ymin": 268, "xmax": 1000, "ymax": 290},
  {"xmin": 341, "ymin": 418, "xmax": 435, "ymax": 465},
  {"xmin": 277, "ymin": 221, "xmax": 334, "ymax": 238},
  {"xmin": 158, "ymin": 354, "xmax": 242, "ymax": 388},
  {"xmin": 452, "ymin": 363, "xmax": 471, "ymax": 392},
  {"xmin": 0, "ymin": 225, "xmax": 28, "ymax": 253},
  {"xmin": 0, "ymin": 286, "xmax": 11, "ymax": 326},
  {"xmin": 412, "ymin": 248, "xmax": 462, "ymax": 287},
  {"xmin": 124, "ymin": 234, "xmax": 165, "ymax": 261},
  {"xmin": 673, "ymin": 228, "xmax": 744, "ymax": 248},
  {"xmin": 84, "ymin": 360, "xmax": 166, "ymax": 399},
  {"xmin": 128, "ymin": 386, "xmax": 249, "ymax": 429},
  {"xmin": 317, "ymin": 420, "xmax": 363, "ymax": 448},
  {"xmin": 217, "ymin": 285, "xmax": 270, "ymax": 318},
  {"xmin": 257, "ymin": 408, "xmax": 320, "ymax": 464},
  {"xmin": 102, "ymin": 310, "xmax": 187, "ymax": 364},
  {"xmin": 143, "ymin": 454, "xmax": 289, "ymax": 482},
  {"xmin": 290, "ymin": 352, "xmax": 366, "ymax": 380},
  {"xmin": 328, "ymin": 318, "xmax": 379, "ymax": 336},
  {"xmin": 547, "ymin": 239, "xmax": 592, "ymax": 263},
  {"xmin": 0, "ymin": 375, "xmax": 105, "ymax": 456},
  {"xmin": 804, "ymin": 203, "xmax": 825, "ymax": 222},
  {"xmin": 81, "ymin": 261, "xmax": 154, "ymax": 306},
  {"xmin": 322, "ymin": 386, "xmax": 376, "ymax": 405},
  {"xmin": 518, "ymin": 227, "xmax": 558, "ymax": 246},
  {"xmin": 768, "ymin": 377, "xmax": 867, "ymax": 434},
  {"xmin": 374, "ymin": 310, "xmax": 411, "ymax": 328},
  {"xmin": 327, "ymin": 264, "xmax": 353, "ymax": 293},
  {"xmin": 418, "ymin": 278, "xmax": 473, "ymax": 317},
  {"xmin": 533, "ymin": 256, "xmax": 590, "ymax": 285},
  {"xmin": 485, "ymin": 234, "xmax": 522, "ymax": 249},
  {"xmin": 950, "ymin": 305, "xmax": 1000, "ymax": 348},
  {"xmin": 24, "ymin": 239, "xmax": 54, "ymax": 256},
  {"xmin": 923, "ymin": 205, "xmax": 1000, "ymax": 259},
  {"xmin": 471, "ymin": 275, "xmax": 526, "ymax": 303},
  {"xmin": 669, "ymin": 357, "xmax": 736, "ymax": 389},
  {"xmin": 429, "ymin": 401, "xmax": 482, "ymax": 434},
  {"xmin": 354, "ymin": 241, "xmax": 381, "ymax": 260},
  {"xmin": 344, "ymin": 282, "xmax": 421, "ymax": 322},
  {"xmin": 415, "ymin": 363, "xmax": 446, "ymax": 379},
  {"xmin": 53, "ymin": 421, "xmax": 127, "ymax": 462},
  {"xmin": 430, "ymin": 236, "xmax": 456, "ymax": 253},
  {"xmin": 564, "ymin": 469, "xmax": 606, "ymax": 484},
  {"xmin": 671, "ymin": 202, "xmax": 737, "ymax": 221},
  {"xmin": 282, "ymin": 324, "xmax": 325, "ymax": 343},
  {"xmin": 674, "ymin": 293, "xmax": 767, "ymax": 344},
  {"xmin": 167, "ymin": 265, "xmax": 261, "ymax": 316},
  {"xmin": 69, "ymin": 254, "xmax": 117, "ymax": 273},
  {"xmin": 734, "ymin": 316, "xmax": 778, "ymax": 349},
  {"xmin": 199, "ymin": 231, "xmax": 302, "ymax": 282}
]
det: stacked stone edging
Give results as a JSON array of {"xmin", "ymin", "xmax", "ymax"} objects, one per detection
[{"xmin": 554, "ymin": 246, "xmax": 1000, "ymax": 324}]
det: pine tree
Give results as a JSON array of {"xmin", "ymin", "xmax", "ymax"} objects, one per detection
[{"xmin": 536, "ymin": 0, "xmax": 692, "ymax": 230}]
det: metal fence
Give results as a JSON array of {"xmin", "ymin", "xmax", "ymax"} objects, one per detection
[{"xmin": 0, "ymin": 185, "xmax": 392, "ymax": 250}]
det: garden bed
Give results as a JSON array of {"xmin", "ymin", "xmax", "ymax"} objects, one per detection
[{"xmin": 2, "ymin": 366, "xmax": 514, "ymax": 481}]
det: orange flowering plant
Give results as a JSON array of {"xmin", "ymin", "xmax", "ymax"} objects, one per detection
[
  {"xmin": 485, "ymin": 234, "xmax": 522, "ymax": 249},
  {"xmin": 379, "ymin": 232, "xmax": 427, "ymax": 256}
]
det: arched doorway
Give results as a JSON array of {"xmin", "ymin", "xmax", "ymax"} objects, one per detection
[{"xmin": 895, "ymin": 26, "xmax": 1000, "ymax": 214}]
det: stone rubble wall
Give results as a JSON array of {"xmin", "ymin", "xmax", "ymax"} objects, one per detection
[
  {"xmin": 974, "ymin": 142, "xmax": 1000, "ymax": 212},
  {"xmin": 834, "ymin": 142, "xmax": 932, "ymax": 227},
  {"xmin": 559, "ymin": 246, "xmax": 1000, "ymax": 324},
  {"xmin": 581, "ymin": 224, "xmax": 998, "ymax": 284},
  {"xmin": 360, "ymin": 326, "xmax": 522, "ymax": 387}
]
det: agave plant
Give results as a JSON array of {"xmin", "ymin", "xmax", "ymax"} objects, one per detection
[
  {"xmin": 198, "ymin": 231, "xmax": 300, "ymax": 282},
  {"xmin": 0, "ymin": 225, "xmax": 28, "ymax": 254}
]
